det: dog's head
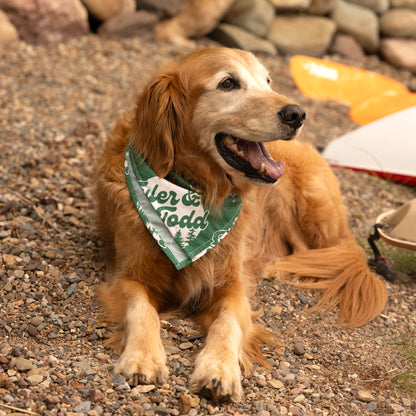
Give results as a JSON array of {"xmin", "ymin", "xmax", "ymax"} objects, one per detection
[{"xmin": 131, "ymin": 48, "xmax": 305, "ymax": 205}]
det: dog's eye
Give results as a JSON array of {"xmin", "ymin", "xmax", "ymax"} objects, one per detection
[
  {"xmin": 267, "ymin": 77, "xmax": 271, "ymax": 85},
  {"xmin": 218, "ymin": 78, "xmax": 238, "ymax": 91}
]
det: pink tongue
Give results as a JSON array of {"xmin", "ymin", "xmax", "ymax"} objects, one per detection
[{"xmin": 246, "ymin": 142, "xmax": 285, "ymax": 179}]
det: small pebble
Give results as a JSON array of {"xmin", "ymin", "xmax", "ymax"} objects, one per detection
[
  {"xmin": 268, "ymin": 379, "xmax": 284, "ymax": 389},
  {"xmin": 31, "ymin": 316, "xmax": 44, "ymax": 326},
  {"xmin": 45, "ymin": 395, "xmax": 61, "ymax": 405},
  {"xmin": 293, "ymin": 394, "xmax": 306, "ymax": 405},
  {"xmin": 15, "ymin": 358, "xmax": 33, "ymax": 372},
  {"xmin": 154, "ymin": 406, "xmax": 170, "ymax": 416},
  {"xmin": 388, "ymin": 403, "xmax": 405, "ymax": 412},
  {"xmin": 111, "ymin": 374, "xmax": 126, "ymax": 385},
  {"xmin": 132, "ymin": 384, "xmax": 155, "ymax": 393},
  {"xmin": 95, "ymin": 353, "xmax": 110, "ymax": 362},
  {"xmin": 26, "ymin": 374, "xmax": 43, "ymax": 385},
  {"xmin": 74, "ymin": 401, "xmax": 91, "ymax": 413},
  {"xmin": 284, "ymin": 373, "xmax": 296, "ymax": 383},
  {"xmin": 11, "ymin": 347, "xmax": 21, "ymax": 357},
  {"xmin": 298, "ymin": 294, "xmax": 308, "ymax": 304},
  {"xmin": 115, "ymin": 382, "xmax": 130, "ymax": 392},
  {"xmin": 279, "ymin": 361, "xmax": 290, "ymax": 376},
  {"xmin": 255, "ymin": 400, "xmax": 266, "ymax": 411},
  {"xmin": 27, "ymin": 326, "xmax": 38, "ymax": 337},
  {"xmin": 3, "ymin": 394, "xmax": 14, "ymax": 403},
  {"xmin": 179, "ymin": 342, "xmax": 193, "ymax": 350},
  {"xmin": 89, "ymin": 388, "xmax": 104, "ymax": 402},
  {"xmin": 45, "ymin": 250, "xmax": 56, "ymax": 259},
  {"xmin": 0, "ymin": 373, "xmax": 8, "ymax": 387},
  {"xmin": 357, "ymin": 390, "xmax": 375, "ymax": 402},
  {"xmin": 293, "ymin": 342, "xmax": 305, "ymax": 355}
]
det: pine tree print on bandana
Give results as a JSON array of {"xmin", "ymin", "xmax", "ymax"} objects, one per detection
[{"xmin": 124, "ymin": 147, "xmax": 242, "ymax": 270}]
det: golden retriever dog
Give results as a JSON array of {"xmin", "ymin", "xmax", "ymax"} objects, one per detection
[{"xmin": 95, "ymin": 48, "xmax": 387, "ymax": 402}]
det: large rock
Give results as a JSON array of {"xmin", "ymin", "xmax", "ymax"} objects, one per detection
[
  {"xmin": 0, "ymin": 9, "xmax": 18, "ymax": 45},
  {"xmin": 0, "ymin": 0, "xmax": 89, "ymax": 44},
  {"xmin": 391, "ymin": 0, "xmax": 416, "ymax": 8},
  {"xmin": 155, "ymin": 0, "xmax": 234, "ymax": 45},
  {"xmin": 268, "ymin": 15, "xmax": 336, "ymax": 56},
  {"xmin": 346, "ymin": 0, "xmax": 389, "ymax": 13},
  {"xmin": 82, "ymin": 0, "xmax": 123, "ymax": 21},
  {"xmin": 116, "ymin": 0, "xmax": 136, "ymax": 17},
  {"xmin": 138, "ymin": 0, "xmax": 184, "ymax": 19},
  {"xmin": 98, "ymin": 10, "xmax": 158, "ymax": 36},
  {"xmin": 270, "ymin": 0, "xmax": 311, "ymax": 10},
  {"xmin": 331, "ymin": 0, "xmax": 379, "ymax": 53},
  {"xmin": 225, "ymin": 0, "xmax": 275, "ymax": 37},
  {"xmin": 210, "ymin": 23, "xmax": 277, "ymax": 55},
  {"xmin": 379, "ymin": 8, "xmax": 416, "ymax": 37},
  {"xmin": 381, "ymin": 38, "xmax": 416, "ymax": 69},
  {"xmin": 307, "ymin": 0, "xmax": 337, "ymax": 14},
  {"xmin": 329, "ymin": 33, "xmax": 366, "ymax": 60}
]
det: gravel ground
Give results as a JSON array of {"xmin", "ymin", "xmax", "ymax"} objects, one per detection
[{"xmin": 1, "ymin": 35, "xmax": 415, "ymax": 416}]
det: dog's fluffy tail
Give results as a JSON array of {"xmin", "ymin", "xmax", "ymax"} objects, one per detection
[{"xmin": 266, "ymin": 240, "xmax": 387, "ymax": 328}]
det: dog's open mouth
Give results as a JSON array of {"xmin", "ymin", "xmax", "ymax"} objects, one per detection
[{"xmin": 215, "ymin": 133, "xmax": 285, "ymax": 183}]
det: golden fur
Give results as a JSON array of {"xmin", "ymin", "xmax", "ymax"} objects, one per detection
[{"xmin": 95, "ymin": 48, "xmax": 387, "ymax": 402}]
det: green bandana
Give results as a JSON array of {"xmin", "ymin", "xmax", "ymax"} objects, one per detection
[{"xmin": 125, "ymin": 147, "xmax": 242, "ymax": 270}]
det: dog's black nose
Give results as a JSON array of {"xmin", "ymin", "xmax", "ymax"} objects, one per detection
[{"xmin": 278, "ymin": 105, "xmax": 306, "ymax": 129}]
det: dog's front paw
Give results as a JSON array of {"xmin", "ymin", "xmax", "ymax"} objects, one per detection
[
  {"xmin": 114, "ymin": 347, "xmax": 168, "ymax": 385},
  {"xmin": 189, "ymin": 354, "xmax": 242, "ymax": 402}
]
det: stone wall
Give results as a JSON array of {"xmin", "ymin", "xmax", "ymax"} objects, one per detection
[{"xmin": 0, "ymin": 0, "xmax": 415, "ymax": 71}]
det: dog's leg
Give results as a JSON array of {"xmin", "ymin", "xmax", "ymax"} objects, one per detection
[
  {"xmin": 100, "ymin": 278, "xmax": 168, "ymax": 384},
  {"xmin": 190, "ymin": 285, "xmax": 253, "ymax": 402}
]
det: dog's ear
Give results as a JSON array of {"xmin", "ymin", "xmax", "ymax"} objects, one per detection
[{"xmin": 131, "ymin": 72, "xmax": 191, "ymax": 178}]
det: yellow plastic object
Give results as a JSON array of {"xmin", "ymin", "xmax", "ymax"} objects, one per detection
[
  {"xmin": 349, "ymin": 93, "xmax": 416, "ymax": 125},
  {"xmin": 290, "ymin": 55, "xmax": 416, "ymax": 125}
]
